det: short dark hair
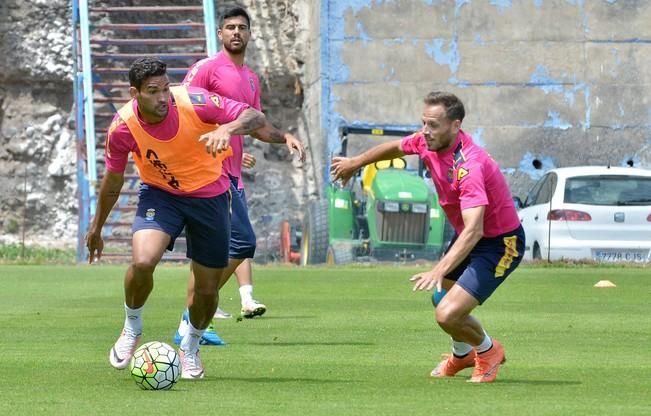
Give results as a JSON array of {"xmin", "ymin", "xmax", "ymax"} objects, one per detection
[
  {"xmin": 128, "ymin": 57, "xmax": 167, "ymax": 90},
  {"xmin": 424, "ymin": 91, "xmax": 465, "ymax": 122},
  {"xmin": 219, "ymin": 7, "xmax": 251, "ymax": 28}
]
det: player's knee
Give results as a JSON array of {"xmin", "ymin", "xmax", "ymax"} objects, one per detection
[
  {"xmin": 435, "ymin": 303, "xmax": 463, "ymax": 329},
  {"xmin": 194, "ymin": 279, "xmax": 218, "ymax": 297},
  {"xmin": 131, "ymin": 259, "xmax": 157, "ymax": 276}
]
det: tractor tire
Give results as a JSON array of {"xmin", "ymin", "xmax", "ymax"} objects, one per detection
[
  {"xmin": 326, "ymin": 242, "xmax": 356, "ymax": 265},
  {"xmin": 300, "ymin": 199, "xmax": 329, "ymax": 265}
]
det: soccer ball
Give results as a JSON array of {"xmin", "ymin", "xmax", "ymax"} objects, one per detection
[{"xmin": 129, "ymin": 341, "xmax": 180, "ymax": 390}]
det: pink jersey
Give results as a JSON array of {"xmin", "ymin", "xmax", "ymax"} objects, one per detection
[
  {"xmin": 401, "ymin": 130, "xmax": 520, "ymax": 237},
  {"xmin": 105, "ymin": 86, "xmax": 250, "ymax": 198},
  {"xmin": 183, "ymin": 51, "xmax": 262, "ymax": 189}
]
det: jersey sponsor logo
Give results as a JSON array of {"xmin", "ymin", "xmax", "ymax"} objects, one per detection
[
  {"xmin": 447, "ymin": 167, "xmax": 454, "ymax": 183},
  {"xmin": 249, "ymin": 77, "xmax": 255, "ymax": 92},
  {"xmin": 145, "ymin": 149, "xmax": 180, "ymax": 189},
  {"xmin": 456, "ymin": 167, "xmax": 469, "ymax": 181},
  {"xmin": 210, "ymin": 94, "xmax": 222, "ymax": 108},
  {"xmin": 189, "ymin": 93, "xmax": 206, "ymax": 105}
]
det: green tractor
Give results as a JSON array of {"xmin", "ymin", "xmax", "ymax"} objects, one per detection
[{"xmin": 299, "ymin": 126, "xmax": 451, "ymax": 265}]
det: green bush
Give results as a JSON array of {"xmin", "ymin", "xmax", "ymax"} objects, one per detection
[{"xmin": 0, "ymin": 243, "xmax": 76, "ymax": 264}]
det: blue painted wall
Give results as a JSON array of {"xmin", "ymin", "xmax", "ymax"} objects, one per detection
[{"xmin": 318, "ymin": 0, "xmax": 651, "ymax": 195}]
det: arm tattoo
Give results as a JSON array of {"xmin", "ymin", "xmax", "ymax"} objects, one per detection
[
  {"xmin": 237, "ymin": 109, "xmax": 266, "ymax": 133},
  {"xmin": 267, "ymin": 128, "xmax": 286, "ymax": 144}
]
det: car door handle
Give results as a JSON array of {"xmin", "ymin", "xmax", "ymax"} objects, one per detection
[{"xmin": 534, "ymin": 215, "xmax": 539, "ymax": 221}]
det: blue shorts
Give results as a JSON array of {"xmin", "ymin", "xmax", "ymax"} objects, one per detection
[
  {"xmin": 228, "ymin": 176, "xmax": 256, "ymax": 259},
  {"xmin": 132, "ymin": 184, "xmax": 231, "ymax": 268},
  {"xmin": 444, "ymin": 225, "xmax": 525, "ymax": 304}
]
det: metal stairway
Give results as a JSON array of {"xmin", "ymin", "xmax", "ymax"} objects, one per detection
[{"xmin": 72, "ymin": 0, "xmax": 217, "ymax": 262}]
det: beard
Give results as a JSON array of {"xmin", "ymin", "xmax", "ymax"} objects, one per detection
[{"xmin": 224, "ymin": 40, "xmax": 247, "ymax": 55}]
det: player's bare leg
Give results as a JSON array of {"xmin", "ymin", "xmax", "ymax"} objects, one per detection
[
  {"xmin": 180, "ymin": 261, "xmax": 224, "ymax": 379},
  {"xmin": 234, "ymin": 258, "xmax": 266, "ymax": 318},
  {"xmin": 110, "ymin": 229, "xmax": 169, "ymax": 369},
  {"xmin": 431, "ymin": 283, "xmax": 505, "ymax": 382}
]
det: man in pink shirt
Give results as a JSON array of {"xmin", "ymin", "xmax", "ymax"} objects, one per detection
[
  {"xmin": 175, "ymin": 7, "xmax": 306, "ymax": 345},
  {"xmin": 86, "ymin": 57, "xmax": 270, "ymax": 380},
  {"xmin": 330, "ymin": 91, "xmax": 525, "ymax": 383}
]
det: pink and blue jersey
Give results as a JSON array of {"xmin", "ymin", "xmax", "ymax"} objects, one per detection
[
  {"xmin": 401, "ymin": 130, "xmax": 520, "ymax": 237},
  {"xmin": 105, "ymin": 86, "xmax": 250, "ymax": 198},
  {"xmin": 183, "ymin": 51, "xmax": 262, "ymax": 189}
]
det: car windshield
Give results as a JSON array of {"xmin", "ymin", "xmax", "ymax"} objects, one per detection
[{"xmin": 564, "ymin": 175, "xmax": 651, "ymax": 206}]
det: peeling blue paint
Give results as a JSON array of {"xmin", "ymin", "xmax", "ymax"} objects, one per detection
[
  {"xmin": 424, "ymin": 38, "xmax": 460, "ymax": 74},
  {"xmin": 618, "ymin": 103, "xmax": 625, "ymax": 117},
  {"xmin": 471, "ymin": 128, "xmax": 486, "ymax": 147},
  {"xmin": 383, "ymin": 37, "xmax": 406, "ymax": 46},
  {"xmin": 519, "ymin": 153, "xmax": 556, "ymax": 180},
  {"xmin": 329, "ymin": 41, "xmax": 350, "ymax": 83},
  {"xmin": 379, "ymin": 63, "xmax": 396, "ymax": 81},
  {"xmin": 356, "ymin": 21, "xmax": 370, "ymax": 45},
  {"xmin": 544, "ymin": 112, "xmax": 572, "ymax": 130},
  {"xmin": 473, "ymin": 33, "xmax": 485, "ymax": 45},
  {"xmin": 533, "ymin": 0, "xmax": 543, "ymax": 7},
  {"xmin": 455, "ymin": 0, "xmax": 471, "ymax": 16},
  {"xmin": 490, "ymin": 0, "xmax": 512, "ymax": 13},
  {"xmin": 529, "ymin": 65, "xmax": 564, "ymax": 94},
  {"xmin": 582, "ymin": 86, "xmax": 591, "ymax": 130}
]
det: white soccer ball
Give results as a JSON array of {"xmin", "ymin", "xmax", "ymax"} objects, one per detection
[{"xmin": 129, "ymin": 341, "xmax": 180, "ymax": 390}]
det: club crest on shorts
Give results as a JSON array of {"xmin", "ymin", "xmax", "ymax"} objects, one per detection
[{"xmin": 145, "ymin": 208, "xmax": 156, "ymax": 221}]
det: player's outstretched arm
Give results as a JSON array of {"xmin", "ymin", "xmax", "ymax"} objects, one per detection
[
  {"xmin": 250, "ymin": 122, "xmax": 306, "ymax": 162},
  {"xmin": 331, "ymin": 140, "xmax": 405, "ymax": 186},
  {"xmin": 200, "ymin": 108, "xmax": 266, "ymax": 157},
  {"xmin": 86, "ymin": 171, "xmax": 125, "ymax": 263}
]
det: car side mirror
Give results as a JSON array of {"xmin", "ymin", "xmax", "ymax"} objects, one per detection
[{"xmin": 513, "ymin": 196, "xmax": 523, "ymax": 209}]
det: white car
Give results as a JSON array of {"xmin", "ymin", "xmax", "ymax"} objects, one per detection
[{"xmin": 517, "ymin": 166, "xmax": 651, "ymax": 263}]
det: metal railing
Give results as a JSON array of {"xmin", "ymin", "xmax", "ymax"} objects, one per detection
[{"xmin": 71, "ymin": 0, "xmax": 218, "ymax": 261}]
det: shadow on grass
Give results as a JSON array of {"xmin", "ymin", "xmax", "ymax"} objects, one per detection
[
  {"xmin": 208, "ymin": 376, "xmax": 360, "ymax": 384},
  {"xmin": 497, "ymin": 379, "xmax": 582, "ymax": 386},
  {"xmin": 247, "ymin": 341, "xmax": 375, "ymax": 346},
  {"xmin": 249, "ymin": 315, "xmax": 318, "ymax": 320}
]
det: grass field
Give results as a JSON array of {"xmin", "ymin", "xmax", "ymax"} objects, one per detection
[{"xmin": 1, "ymin": 263, "xmax": 649, "ymax": 415}]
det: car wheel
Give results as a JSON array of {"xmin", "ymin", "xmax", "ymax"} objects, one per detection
[{"xmin": 300, "ymin": 200, "xmax": 329, "ymax": 265}]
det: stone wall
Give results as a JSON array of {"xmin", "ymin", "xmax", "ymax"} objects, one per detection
[
  {"xmin": 3, "ymin": 0, "xmax": 651, "ymax": 254},
  {"xmin": 0, "ymin": 0, "xmax": 313, "ymax": 256}
]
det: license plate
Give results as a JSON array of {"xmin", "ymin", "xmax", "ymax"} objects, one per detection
[{"xmin": 592, "ymin": 249, "xmax": 649, "ymax": 263}]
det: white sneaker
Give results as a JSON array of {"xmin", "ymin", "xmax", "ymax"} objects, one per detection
[
  {"xmin": 179, "ymin": 349, "xmax": 205, "ymax": 379},
  {"xmin": 241, "ymin": 299, "xmax": 267, "ymax": 319},
  {"xmin": 213, "ymin": 307, "xmax": 232, "ymax": 319},
  {"xmin": 109, "ymin": 328, "xmax": 141, "ymax": 369}
]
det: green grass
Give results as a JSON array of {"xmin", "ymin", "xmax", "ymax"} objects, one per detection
[{"xmin": 0, "ymin": 264, "xmax": 649, "ymax": 415}]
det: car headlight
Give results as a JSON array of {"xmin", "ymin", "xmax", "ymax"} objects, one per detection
[
  {"xmin": 411, "ymin": 203, "xmax": 428, "ymax": 213},
  {"xmin": 382, "ymin": 201, "xmax": 399, "ymax": 212}
]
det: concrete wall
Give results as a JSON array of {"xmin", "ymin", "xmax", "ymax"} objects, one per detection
[{"xmin": 309, "ymin": 0, "xmax": 651, "ymax": 197}]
